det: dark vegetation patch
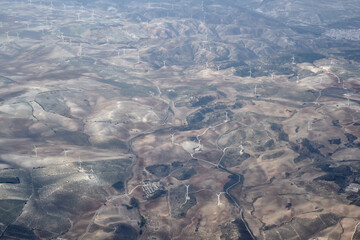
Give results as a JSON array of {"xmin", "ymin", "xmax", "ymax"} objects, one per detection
[
  {"xmin": 270, "ymin": 123, "xmax": 289, "ymax": 141},
  {"xmin": 0, "ymin": 199, "xmax": 27, "ymax": 235},
  {"xmin": 3, "ymin": 224, "xmax": 38, "ymax": 240},
  {"xmin": 114, "ymin": 223, "xmax": 138, "ymax": 240},
  {"xmin": 94, "ymin": 138, "xmax": 128, "ymax": 150},
  {"xmin": 347, "ymin": 194, "xmax": 360, "ymax": 206},
  {"xmin": 328, "ymin": 138, "xmax": 341, "ymax": 145},
  {"xmin": 53, "ymin": 130, "xmax": 91, "ymax": 146},
  {"xmin": 147, "ymin": 190, "xmax": 167, "ymax": 200},
  {"xmin": 171, "ymin": 161, "xmax": 183, "ymax": 168},
  {"xmin": 130, "ymin": 197, "xmax": 139, "ymax": 208},
  {"xmin": 184, "ymin": 106, "xmax": 231, "ymax": 130},
  {"xmin": 332, "ymin": 120, "xmax": 341, "ymax": 127},
  {"xmin": 345, "ymin": 133, "xmax": 358, "ymax": 143},
  {"xmin": 0, "ymin": 75, "xmax": 15, "ymax": 86},
  {"xmin": 221, "ymin": 149, "xmax": 250, "ymax": 168},
  {"xmin": 262, "ymin": 151, "xmax": 285, "ymax": 160},
  {"xmin": 291, "ymin": 139, "xmax": 324, "ymax": 163},
  {"xmin": 220, "ymin": 218, "xmax": 253, "ymax": 240},
  {"xmin": 231, "ymin": 101, "xmax": 243, "ymax": 109},
  {"xmin": 88, "ymin": 158, "xmax": 132, "ymax": 184},
  {"xmin": 169, "ymin": 185, "xmax": 197, "ymax": 218},
  {"xmin": 0, "ymin": 177, "xmax": 20, "ymax": 184},
  {"xmin": 315, "ymin": 164, "xmax": 357, "ymax": 189},
  {"xmin": 191, "ymin": 95, "xmax": 216, "ymax": 107},
  {"xmin": 145, "ymin": 164, "xmax": 170, "ymax": 178},
  {"xmin": 98, "ymin": 79, "xmax": 157, "ymax": 98},
  {"xmin": 275, "ymin": 88, "xmax": 318, "ymax": 102},
  {"xmin": 255, "ymin": 139, "xmax": 276, "ymax": 152},
  {"xmin": 292, "ymin": 52, "xmax": 326, "ymax": 63},
  {"xmin": 264, "ymin": 213, "xmax": 340, "ymax": 240},
  {"xmin": 34, "ymin": 91, "xmax": 70, "ymax": 117},
  {"xmin": 112, "ymin": 181, "xmax": 124, "ymax": 191},
  {"xmin": 223, "ymin": 174, "xmax": 244, "ymax": 204},
  {"xmin": 171, "ymin": 168, "xmax": 196, "ymax": 181}
]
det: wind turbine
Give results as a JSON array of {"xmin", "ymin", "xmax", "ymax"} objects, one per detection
[
  {"xmin": 185, "ymin": 184, "xmax": 190, "ymax": 201},
  {"xmin": 77, "ymin": 43, "xmax": 82, "ymax": 57},
  {"xmin": 249, "ymin": 68, "xmax": 252, "ymax": 78},
  {"xmin": 254, "ymin": 84, "xmax": 258, "ymax": 96},
  {"xmin": 33, "ymin": 145, "xmax": 38, "ymax": 158},
  {"xmin": 63, "ymin": 149, "xmax": 69, "ymax": 160},
  {"xmin": 91, "ymin": 10, "xmax": 95, "ymax": 20},
  {"xmin": 344, "ymin": 93, "xmax": 352, "ymax": 107},
  {"xmin": 216, "ymin": 192, "xmax": 224, "ymax": 206},
  {"xmin": 5, "ymin": 32, "xmax": 10, "ymax": 42},
  {"xmin": 291, "ymin": 55, "xmax": 295, "ymax": 64},
  {"xmin": 239, "ymin": 144, "xmax": 244, "ymax": 155},
  {"xmin": 170, "ymin": 133, "xmax": 175, "ymax": 145}
]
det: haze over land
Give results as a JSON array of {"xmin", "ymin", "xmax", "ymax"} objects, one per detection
[{"xmin": 0, "ymin": 0, "xmax": 360, "ymax": 239}]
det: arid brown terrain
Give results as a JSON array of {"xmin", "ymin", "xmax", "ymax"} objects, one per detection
[{"xmin": 0, "ymin": 0, "xmax": 360, "ymax": 239}]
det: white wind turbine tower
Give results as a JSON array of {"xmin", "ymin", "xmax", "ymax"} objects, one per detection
[
  {"xmin": 63, "ymin": 149, "xmax": 69, "ymax": 161},
  {"xmin": 185, "ymin": 184, "xmax": 190, "ymax": 201},
  {"xmin": 33, "ymin": 144, "xmax": 38, "ymax": 158},
  {"xmin": 6, "ymin": 32, "xmax": 10, "ymax": 43},
  {"xmin": 291, "ymin": 55, "xmax": 295, "ymax": 64},
  {"xmin": 77, "ymin": 43, "xmax": 83, "ymax": 57},
  {"xmin": 344, "ymin": 93, "xmax": 352, "ymax": 107},
  {"xmin": 216, "ymin": 192, "xmax": 224, "ymax": 206},
  {"xmin": 239, "ymin": 144, "xmax": 244, "ymax": 155},
  {"xmin": 249, "ymin": 68, "xmax": 252, "ymax": 78},
  {"xmin": 78, "ymin": 157, "xmax": 83, "ymax": 172},
  {"xmin": 91, "ymin": 10, "xmax": 95, "ymax": 21},
  {"xmin": 170, "ymin": 133, "xmax": 175, "ymax": 145}
]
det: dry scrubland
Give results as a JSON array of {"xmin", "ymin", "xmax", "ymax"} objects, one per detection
[{"xmin": 0, "ymin": 0, "xmax": 360, "ymax": 239}]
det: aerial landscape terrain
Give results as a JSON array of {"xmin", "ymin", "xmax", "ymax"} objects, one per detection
[{"xmin": 0, "ymin": 0, "xmax": 360, "ymax": 239}]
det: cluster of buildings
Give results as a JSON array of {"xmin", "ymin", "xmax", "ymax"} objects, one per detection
[{"xmin": 142, "ymin": 181, "xmax": 165, "ymax": 199}]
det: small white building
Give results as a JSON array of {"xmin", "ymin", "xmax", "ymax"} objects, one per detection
[{"xmin": 345, "ymin": 183, "xmax": 360, "ymax": 193}]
